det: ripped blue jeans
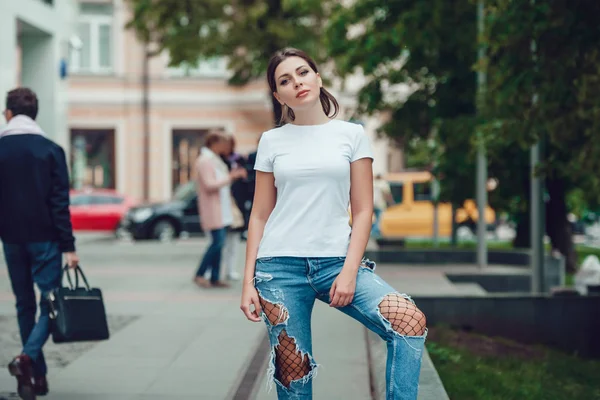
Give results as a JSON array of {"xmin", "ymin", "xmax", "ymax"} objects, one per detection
[{"xmin": 254, "ymin": 256, "xmax": 427, "ymax": 400}]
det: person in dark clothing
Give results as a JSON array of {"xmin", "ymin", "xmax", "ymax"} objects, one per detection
[
  {"xmin": 245, "ymin": 148, "xmax": 258, "ymax": 214},
  {"xmin": 0, "ymin": 88, "xmax": 79, "ymax": 400},
  {"xmin": 240, "ymin": 144, "xmax": 258, "ymax": 240},
  {"xmin": 219, "ymin": 136, "xmax": 249, "ymax": 280},
  {"xmin": 224, "ymin": 138, "xmax": 258, "ymax": 241},
  {"xmin": 221, "ymin": 138, "xmax": 250, "ymax": 227}
]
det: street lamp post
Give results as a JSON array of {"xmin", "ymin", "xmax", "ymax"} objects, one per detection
[
  {"xmin": 142, "ymin": 47, "xmax": 150, "ymax": 201},
  {"xmin": 530, "ymin": 0, "xmax": 544, "ymax": 293},
  {"xmin": 476, "ymin": 0, "xmax": 488, "ymax": 269},
  {"xmin": 530, "ymin": 141, "xmax": 544, "ymax": 293}
]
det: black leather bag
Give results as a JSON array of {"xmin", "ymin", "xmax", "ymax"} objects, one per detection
[{"xmin": 47, "ymin": 265, "xmax": 110, "ymax": 343}]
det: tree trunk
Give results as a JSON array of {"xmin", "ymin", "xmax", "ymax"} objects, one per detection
[
  {"xmin": 513, "ymin": 212, "xmax": 531, "ymax": 248},
  {"xmin": 545, "ymin": 177, "xmax": 578, "ymax": 273},
  {"xmin": 451, "ymin": 203, "xmax": 458, "ymax": 247},
  {"xmin": 512, "ymin": 168, "xmax": 531, "ymax": 248}
]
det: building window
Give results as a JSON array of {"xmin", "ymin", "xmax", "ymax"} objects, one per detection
[
  {"xmin": 389, "ymin": 183, "xmax": 404, "ymax": 205},
  {"xmin": 70, "ymin": 129, "xmax": 116, "ymax": 189},
  {"xmin": 413, "ymin": 182, "xmax": 432, "ymax": 202},
  {"xmin": 172, "ymin": 129, "xmax": 208, "ymax": 191},
  {"xmin": 167, "ymin": 57, "xmax": 229, "ymax": 79},
  {"xmin": 70, "ymin": 4, "xmax": 113, "ymax": 74}
]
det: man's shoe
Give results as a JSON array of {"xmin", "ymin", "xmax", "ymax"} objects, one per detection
[
  {"xmin": 211, "ymin": 281, "xmax": 231, "ymax": 288},
  {"xmin": 194, "ymin": 276, "xmax": 211, "ymax": 288},
  {"xmin": 35, "ymin": 376, "xmax": 49, "ymax": 396},
  {"xmin": 8, "ymin": 354, "xmax": 36, "ymax": 400}
]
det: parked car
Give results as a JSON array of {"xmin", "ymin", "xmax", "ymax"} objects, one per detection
[
  {"xmin": 70, "ymin": 188, "xmax": 137, "ymax": 234},
  {"xmin": 379, "ymin": 170, "xmax": 497, "ymax": 238},
  {"xmin": 120, "ymin": 181, "xmax": 203, "ymax": 241}
]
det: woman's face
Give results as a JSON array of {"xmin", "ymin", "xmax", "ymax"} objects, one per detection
[
  {"xmin": 273, "ymin": 56, "xmax": 322, "ymax": 112},
  {"xmin": 212, "ymin": 138, "xmax": 231, "ymax": 156}
]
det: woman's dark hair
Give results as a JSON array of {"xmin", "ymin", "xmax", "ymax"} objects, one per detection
[
  {"xmin": 267, "ymin": 48, "xmax": 339, "ymax": 125},
  {"xmin": 6, "ymin": 87, "xmax": 38, "ymax": 120},
  {"xmin": 204, "ymin": 130, "xmax": 229, "ymax": 148}
]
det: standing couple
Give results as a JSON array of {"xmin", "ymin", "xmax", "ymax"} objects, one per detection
[{"xmin": 192, "ymin": 130, "xmax": 248, "ymax": 288}]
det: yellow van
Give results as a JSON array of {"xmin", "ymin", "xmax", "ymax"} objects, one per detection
[{"xmin": 378, "ymin": 170, "xmax": 496, "ymax": 238}]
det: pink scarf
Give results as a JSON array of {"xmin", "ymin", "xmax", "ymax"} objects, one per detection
[{"xmin": 0, "ymin": 115, "xmax": 45, "ymax": 138}]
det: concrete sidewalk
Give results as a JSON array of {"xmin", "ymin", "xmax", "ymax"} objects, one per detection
[
  {"xmin": 251, "ymin": 302, "xmax": 449, "ymax": 400},
  {"xmin": 252, "ymin": 301, "xmax": 372, "ymax": 400},
  {"xmin": 0, "ymin": 239, "xmax": 459, "ymax": 399}
]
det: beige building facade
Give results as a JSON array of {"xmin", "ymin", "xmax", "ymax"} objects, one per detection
[
  {"xmin": 1, "ymin": 0, "xmax": 79, "ymax": 147},
  {"xmin": 67, "ymin": 0, "xmax": 403, "ymax": 202}
]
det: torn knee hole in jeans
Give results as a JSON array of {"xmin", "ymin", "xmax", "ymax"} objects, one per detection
[
  {"xmin": 273, "ymin": 330, "xmax": 313, "ymax": 388},
  {"xmin": 378, "ymin": 293, "xmax": 427, "ymax": 337},
  {"xmin": 259, "ymin": 297, "xmax": 317, "ymax": 390},
  {"xmin": 259, "ymin": 295, "xmax": 289, "ymax": 326}
]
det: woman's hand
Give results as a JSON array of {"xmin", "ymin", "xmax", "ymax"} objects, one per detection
[
  {"xmin": 230, "ymin": 168, "xmax": 247, "ymax": 181},
  {"xmin": 329, "ymin": 269, "xmax": 357, "ymax": 308},
  {"xmin": 240, "ymin": 283, "xmax": 263, "ymax": 322}
]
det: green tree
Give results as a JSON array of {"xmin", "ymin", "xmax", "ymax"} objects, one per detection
[
  {"xmin": 125, "ymin": 0, "xmax": 331, "ymax": 123},
  {"xmin": 327, "ymin": 0, "xmax": 480, "ymax": 234},
  {"xmin": 482, "ymin": 0, "xmax": 600, "ymax": 272}
]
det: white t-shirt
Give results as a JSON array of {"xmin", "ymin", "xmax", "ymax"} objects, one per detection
[{"xmin": 254, "ymin": 119, "xmax": 373, "ymax": 258}]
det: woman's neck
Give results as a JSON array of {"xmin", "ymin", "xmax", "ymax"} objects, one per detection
[{"xmin": 289, "ymin": 102, "xmax": 331, "ymax": 126}]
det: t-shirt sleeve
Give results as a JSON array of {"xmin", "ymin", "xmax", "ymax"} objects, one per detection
[
  {"xmin": 351, "ymin": 125, "xmax": 374, "ymax": 162},
  {"xmin": 254, "ymin": 133, "xmax": 273, "ymax": 172}
]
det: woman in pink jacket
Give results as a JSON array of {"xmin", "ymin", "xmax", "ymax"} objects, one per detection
[{"xmin": 194, "ymin": 131, "xmax": 246, "ymax": 288}]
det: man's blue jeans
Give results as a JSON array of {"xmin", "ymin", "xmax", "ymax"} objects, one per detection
[
  {"xmin": 372, "ymin": 208, "xmax": 383, "ymax": 237},
  {"xmin": 3, "ymin": 241, "xmax": 62, "ymax": 378},
  {"xmin": 195, "ymin": 227, "xmax": 227, "ymax": 282}
]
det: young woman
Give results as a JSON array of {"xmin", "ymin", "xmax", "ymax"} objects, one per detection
[
  {"xmin": 240, "ymin": 48, "xmax": 427, "ymax": 400},
  {"xmin": 194, "ymin": 131, "xmax": 246, "ymax": 288}
]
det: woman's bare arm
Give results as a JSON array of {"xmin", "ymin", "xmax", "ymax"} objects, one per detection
[
  {"xmin": 345, "ymin": 158, "xmax": 374, "ymax": 272},
  {"xmin": 243, "ymin": 171, "xmax": 277, "ymax": 283},
  {"xmin": 241, "ymin": 171, "xmax": 277, "ymax": 321},
  {"xmin": 328, "ymin": 158, "xmax": 374, "ymax": 308}
]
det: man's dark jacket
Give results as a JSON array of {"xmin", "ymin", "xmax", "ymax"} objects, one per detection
[{"xmin": 0, "ymin": 134, "xmax": 75, "ymax": 252}]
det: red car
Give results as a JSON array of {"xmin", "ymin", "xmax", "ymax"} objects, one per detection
[{"xmin": 69, "ymin": 188, "xmax": 137, "ymax": 232}]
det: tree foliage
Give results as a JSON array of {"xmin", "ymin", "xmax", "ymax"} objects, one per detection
[
  {"xmin": 327, "ymin": 0, "xmax": 479, "ymax": 205},
  {"xmin": 482, "ymin": 0, "xmax": 600, "ymax": 193},
  {"xmin": 125, "ymin": 0, "xmax": 332, "ymax": 122},
  {"xmin": 125, "ymin": 0, "xmax": 600, "ymax": 270},
  {"xmin": 482, "ymin": 0, "xmax": 600, "ymax": 270}
]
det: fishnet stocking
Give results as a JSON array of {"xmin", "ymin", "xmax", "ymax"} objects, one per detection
[
  {"xmin": 259, "ymin": 297, "xmax": 312, "ymax": 388},
  {"xmin": 260, "ymin": 297, "xmax": 288, "ymax": 325},
  {"xmin": 378, "ymin": 293, "xmax": 427, "ymax": 336},
  {"xmin": 275, "ymin": 330, "xmax": 311, "ymax": 387}
]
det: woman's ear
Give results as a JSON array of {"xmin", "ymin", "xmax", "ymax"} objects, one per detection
[{"xmin": 317, "ymin": 73, "xmax": 323, "ymax": 88}]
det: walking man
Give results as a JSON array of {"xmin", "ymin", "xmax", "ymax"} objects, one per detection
[{"xmin": 0, "ymin": 88, "xmax": 79, "ymax": 399}]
